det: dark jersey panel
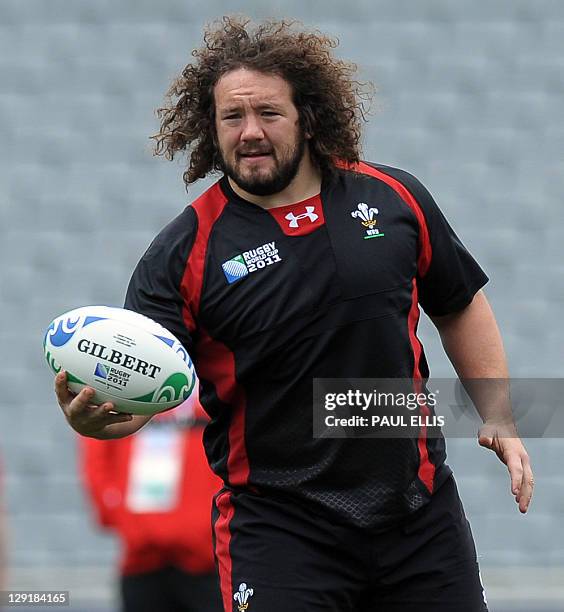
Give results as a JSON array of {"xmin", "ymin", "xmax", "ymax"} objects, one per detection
[
  {"xmin": 365, "ymin": 163, "xmax": 489, "ymax": 316},
  {"xmin": 124, "ymin": 205, "xmax": 198, "ymax": 353},
  {"xmin": 321, "ymin": 167, "xmax": 421, "ymax": 302},
  {"xmin": 199, "ymin": 186, "xmax": 330, "ymax": 346},
  {"xmin": 231, "ymin": 310, "xmax": 452, "ymax": 528}
]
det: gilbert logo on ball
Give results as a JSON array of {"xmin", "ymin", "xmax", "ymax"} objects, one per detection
[{"xmin": 44, "ymin": 306, "xmax": 196, "ymax": 415}]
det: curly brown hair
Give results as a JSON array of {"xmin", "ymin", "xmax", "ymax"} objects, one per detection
[{"xmin": 152, "ymin": 16, "xmax": 372, "ymax": 188}]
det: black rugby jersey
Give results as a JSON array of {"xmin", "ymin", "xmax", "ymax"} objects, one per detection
[{"xmin": 125, "ymin": 162, "xmax": 488, "ymax": 529}]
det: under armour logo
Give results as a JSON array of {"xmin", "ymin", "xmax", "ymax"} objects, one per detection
[{"xmin": 285, "ymin": 206, "xmax": 319, "ymax": 228}]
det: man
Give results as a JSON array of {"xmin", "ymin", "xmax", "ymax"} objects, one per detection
[{"xmin": 56, "ymin": 16, "xmax": 533, "ymax": 611}]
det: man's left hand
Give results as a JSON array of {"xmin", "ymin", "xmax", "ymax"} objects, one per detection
[{"xmin": 478, "ymin": 423, "xmax": 534, "ymax": 514}]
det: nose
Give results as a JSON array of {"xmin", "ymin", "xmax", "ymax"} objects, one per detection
[{"xmin": 240, "ymin": 114, "xmax": 264, "ymax": 142}]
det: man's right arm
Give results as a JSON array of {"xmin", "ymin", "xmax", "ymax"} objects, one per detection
[{"xmin": 55, "ymin": 370, "xmax": 151, "ymax": 439}]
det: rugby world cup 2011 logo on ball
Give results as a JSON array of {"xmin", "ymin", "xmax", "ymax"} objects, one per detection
[{"xmin": 44, "ymin": 306, "xmax": 196, "ymax": 415}]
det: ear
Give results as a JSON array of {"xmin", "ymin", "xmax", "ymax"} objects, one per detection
[{"xmin": 299, "ymin": 104, "xmax": 315, "ymax": 140}]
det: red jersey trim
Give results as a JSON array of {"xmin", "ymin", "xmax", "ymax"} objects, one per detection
[
  {"xmin": 180, "ymin": 182, "xmax": 229, "ymax": 332},
  {"xmin": 336, "ymin": 160, "xmax": 437, "ymax": 492},
  {"xmin": 408, "ymin": 279, "xmax": 435, "ymax": 493},
  {"xmin": 179, "ymin": 181, "xmax": 250, "ymax": 489},
  {"xmin": 335, "ymin": 160, "xmax": 432, "ymax": 276},
  {"xmin": 267, "ymin": 193, "xmax": 324, "ymax": 236},
  {"xmin": 214, "ymin": 491, "xmax": 235, "ymax": 612},
  {"xmin": 197, "ymin": 327, "xmax": 250, "ymax": 488}
]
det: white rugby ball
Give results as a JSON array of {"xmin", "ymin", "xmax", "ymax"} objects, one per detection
[{"xmin": 44, "ymin": 306, "xmax": 196, "ymax": 415}]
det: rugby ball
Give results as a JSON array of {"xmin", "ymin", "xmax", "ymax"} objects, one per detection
[{"xmin": 44, "ymin": 306, "xmax": 196, "ymax": 415}]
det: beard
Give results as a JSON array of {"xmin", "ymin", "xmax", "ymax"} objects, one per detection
[{"xmin": 218, "ymin": 128, "xmax": 307, "ymax": 197}]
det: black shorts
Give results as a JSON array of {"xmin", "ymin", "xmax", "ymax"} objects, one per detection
[{"xmin": 212, "ymin": 476, "xmax": 488, "ymax": 612}]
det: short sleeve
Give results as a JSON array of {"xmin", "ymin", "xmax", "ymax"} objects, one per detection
[
  {"xmin": 124, "ymin": 206, "xmax": 198, "ymax": 352},
  {"xmin": 380, "ymin": 167, "xmax": 489, "ymax": 317}
]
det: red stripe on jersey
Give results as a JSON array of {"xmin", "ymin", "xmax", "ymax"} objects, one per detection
[
  {"xmin": 408, "ymin": 278, "xmax": 435, "ymax": 493},
  {"xmin": 337, "ymin": 160, "xmax": 436, "ymax": 491},
  {"xmin": 178, "ymin": 182, "xmax": 250, "ymax": 488},
  {"xmin": 335, "ymin": 160, "xmax": 432, "ymax": 276},
  {"xmin": 180, "ymin": 182, "xmax": 229, "ymax": 332},
  {"xmin": 214, "ymin": 490, "xmax": 235, "ymax": 612},
  {"xmin": 197, "ymin": 326, "xmax": 250, "ymax": 488},
  {"xmin": 267, "ymin": 193, "xmax": 324, "ymax": 236}
]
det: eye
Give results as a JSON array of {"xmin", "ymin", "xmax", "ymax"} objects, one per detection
[{"xmin": 221, "ymin": 111, "xmax": 242, "ymax": 121}]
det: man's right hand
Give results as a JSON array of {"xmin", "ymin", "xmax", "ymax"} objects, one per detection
[{"xmin": 55, "ymin": 370, "xmax": 149, "ymax": 439}]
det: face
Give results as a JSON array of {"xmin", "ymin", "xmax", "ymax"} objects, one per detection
[{"xmin": 214, "ymin": 68, "xmax": 308, "ymax": 196}]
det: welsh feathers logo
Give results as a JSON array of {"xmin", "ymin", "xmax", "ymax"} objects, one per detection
[
  {"xmin": 234, "ymin": 583, "xmax": 254, "ymax": 611},
  {"xmin": 351, "ymin": 202, "xmax": 385, "ymax": 239}
]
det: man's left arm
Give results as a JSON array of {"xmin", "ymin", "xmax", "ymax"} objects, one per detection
[{"xmin": 430, "ymin": 289, "xmax": 534, "ymax": 513}]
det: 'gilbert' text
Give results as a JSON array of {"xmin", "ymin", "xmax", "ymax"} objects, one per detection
[{"xmin": 77, "ymin": 339, "xmax": 162, "ymax": 379}]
